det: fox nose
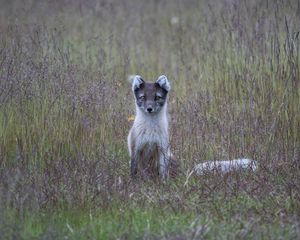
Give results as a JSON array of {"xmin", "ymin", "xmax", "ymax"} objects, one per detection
[{"xmin": 147, "ymin": 107, "xmax": 153, "ymax": 113}]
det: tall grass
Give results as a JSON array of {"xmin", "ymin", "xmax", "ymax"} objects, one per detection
[{"xmin": 0, "ymin": 0, "xmax": 300, "ymax": 238}]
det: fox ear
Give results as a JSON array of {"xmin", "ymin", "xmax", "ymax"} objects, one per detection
[
  {"xmin": 156, "ymin": 75, "xmax": 171, "ymax": 92},
  {"xmin": 132, "ymin": 75, "xmax": 144, "ymax": 91}
]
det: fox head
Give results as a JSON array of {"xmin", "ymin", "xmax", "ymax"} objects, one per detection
[{"xmin": 131, "ymin": 75, "xmax": 171, "ymax": 114}]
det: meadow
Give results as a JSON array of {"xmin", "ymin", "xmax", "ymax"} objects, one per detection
[{"xmin": 0, "ymin": 0, "xmax": 300, "ymax": 239}]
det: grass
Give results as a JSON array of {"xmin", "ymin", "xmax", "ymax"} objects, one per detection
[
  {"xmin": 0, "ymin": 0, "xmax": 300, "ymax": 239},
  {"xmin": 1, "ymin": 200, "xmax": 299, "ymax": 239}
]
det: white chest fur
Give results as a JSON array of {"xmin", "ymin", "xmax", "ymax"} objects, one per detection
[
  {"xmin": 134, "ymin": 115, "xmax": 168, "ymax": 148},
  {"xmin": 132, "ymin": 105, "xmax": 169, "ymax": 151}
]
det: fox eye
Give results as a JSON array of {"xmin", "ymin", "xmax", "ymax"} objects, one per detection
[
  {"xmin": 155, "ymin": 95, "xmax": 162, "ymax": 101},
  {"xmin": 138, "ymin": 96, "xmax": 145, "ymax": 101}
]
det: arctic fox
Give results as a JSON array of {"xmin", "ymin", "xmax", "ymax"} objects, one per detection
[
  {"xmin": 127, "ymin": 75, "xmax": 172, "ymax": 180},
  {"xmin": 127, "ymin": 74, "xmax": 257, "ymax": 181}
]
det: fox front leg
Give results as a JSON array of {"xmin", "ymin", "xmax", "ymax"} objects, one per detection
[
  {"xmin": 130, "ymin": 155, "xmax": 138, "ymax": 178},
  {"xmin": 159, "ymin": 152, "xmax": 169, "ymax": 181}
]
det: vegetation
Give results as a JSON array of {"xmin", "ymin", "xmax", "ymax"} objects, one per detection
[{"xmin": 0, "ymin": 0, "xmax": 299, "ymax": 239}]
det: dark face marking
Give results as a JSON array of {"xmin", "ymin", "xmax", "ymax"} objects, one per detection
[{"xmin": 134, "ymin": 82, "xmax": 168, "ymax": 114}]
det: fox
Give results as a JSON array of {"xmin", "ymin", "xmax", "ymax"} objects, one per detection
[
  {"xmin": 127, "ymin": 75, "xmax": 173, "ymax": 180},
  {"xmin": 127, "ymin": 74, "xmax": 257, "ymax": 181}
]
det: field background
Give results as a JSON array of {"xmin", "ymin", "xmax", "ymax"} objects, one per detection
[{"xmin": 0, "ymin": 0, "xmax": 300, "ymax": 239}]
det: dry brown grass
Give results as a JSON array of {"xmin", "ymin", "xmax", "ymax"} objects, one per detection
[{"xmin": 0, "ymin": 0, "xmax": 299, "ymax": 238}]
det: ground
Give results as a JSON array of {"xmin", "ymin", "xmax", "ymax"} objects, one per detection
[{"xmin": 0, "ymin": 0, "xmax": 300, "ymax": 239}]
